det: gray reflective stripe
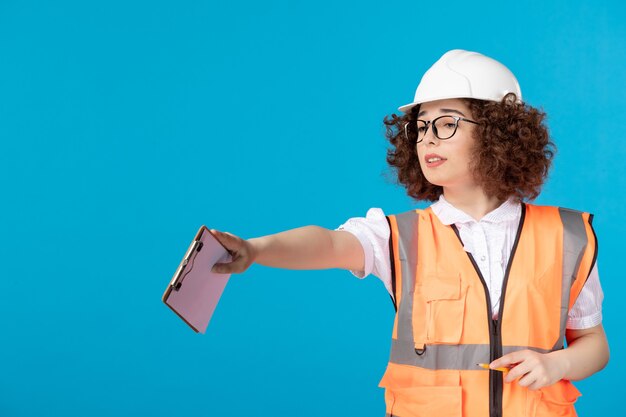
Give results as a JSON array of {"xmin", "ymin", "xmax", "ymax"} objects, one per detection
[
  {"xmin": 554, "ymin": 208, "xmax": 589, "ymax": 350},
  {"xmin": 502, "ymin": 345, "xmax": 552, "ymax": 355},
  {"xmin": 559, "ymin": 208, "xmax": 588, "ymax": 286},
  {"xmin": 390, "ymin": 340, "xmax": 490, "ymax": 369},
  {"xmin": 389, "ymin": 340, "xmax": 552, "ymax": 370},
  {"xmin": 394, "ymin": 210, "xmax": 420, "ymax": 343}
]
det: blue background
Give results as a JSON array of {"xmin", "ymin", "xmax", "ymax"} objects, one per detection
[{"xmin": 1, "ymin": 0, "xmax": 624, "ymax": 415}]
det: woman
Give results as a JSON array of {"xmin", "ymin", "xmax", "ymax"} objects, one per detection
[{"xmin": 209, "ymin": 49, "xmax": 609, "ymax": 417}]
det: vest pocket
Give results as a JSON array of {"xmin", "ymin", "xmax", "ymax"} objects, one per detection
[
  {"xmin": 421, "ymin": 274, "xmax": 466, "ymax": 344},
  {"xmin": 528, "ymin": 380, "xmax": 581, "ymax": 417},
  {"xmin": 379, "ymin": 364, "xmax": 462, "ymax": 417},
  {"xmin": 388, "ymin": 385, "xmax": 463, "ymax": 417}
]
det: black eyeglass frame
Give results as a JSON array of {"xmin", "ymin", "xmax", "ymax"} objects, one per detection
[{"xmin": 404, "ymin": 115, "xmax": 480, "ymax": 143}]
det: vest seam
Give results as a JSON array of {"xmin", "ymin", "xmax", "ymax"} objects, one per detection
[
  {"xmin": 385, "ymin": 214, "xmax": 398, "ymax": 312},
  {"xmin": 587, "ymin": 213, "xmax": 598, "ymax": 282}
]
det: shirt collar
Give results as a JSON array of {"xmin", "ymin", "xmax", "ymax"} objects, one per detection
[{"xmin": 430, "ymin": 194, "xmax": 521, "ymax": 226}]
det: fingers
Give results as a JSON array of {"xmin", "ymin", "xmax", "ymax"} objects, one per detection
[
  {"xmin": 211, "ymin": 251, "xmax": 239, "ymax": 273},
  {"xmin": 491, "ymin": 350, "xmax": 531, "ymax": 384},
  {"xmin": 519, "ymin": 373, "xmax": 549, "ymax": 391},
  {"xmin": 208, "ymin": 228, "xmax": 253, "ymax": 274},
  {"xmin": 503, "ymin": 360, "xmax": 530, "ymax": 384},
  {"xmin": 211, "ymin": 257, "xmax": 248, "ymax": 274},
  {"xmin": 490, "ymin": 351, "xmax": 522, "ymax": 369},
  {"xmin": 494, "ymin": 350, "xmax": 551, "ymax": 390}
]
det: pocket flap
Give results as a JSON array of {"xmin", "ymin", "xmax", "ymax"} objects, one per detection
[
  {"xmin": 539, "ymin": 380, "xmax": 582, "ymax": 405},
  {"xmin": 421, "ymin": 275, "xmax": 461, "ymax": 301},
  {"xmin": 389, "ymin": 386, "xmax": 462, "ymax": 417}
]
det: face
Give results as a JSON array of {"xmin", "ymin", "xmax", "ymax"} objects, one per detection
[{"xmin": 415, "ymin": 98, "xmax": 478, "ymax": 190}]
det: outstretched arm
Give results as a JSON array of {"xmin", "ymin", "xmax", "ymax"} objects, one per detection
[{"xmin": 210, "ymin": 226, "xmax": 365, "ymax": 274}]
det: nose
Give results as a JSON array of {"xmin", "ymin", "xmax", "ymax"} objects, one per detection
[{"xmin": 422, "ymin": 124, "xmax": 439, "ymax": 145}]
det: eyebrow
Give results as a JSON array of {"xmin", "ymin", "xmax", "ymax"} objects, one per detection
[{"xmin": 418, "ymin": 108, "xmax": 467, "ymax": 117}]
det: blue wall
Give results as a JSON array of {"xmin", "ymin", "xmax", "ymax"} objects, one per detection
[{"xmin": 1, "ymin": 0, "xmax": 623, "ymax": 415}]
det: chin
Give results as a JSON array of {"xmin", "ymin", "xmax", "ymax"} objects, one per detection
[{"xmin": 423, "ymin": 174, "xmax": 446, "ymax": 187}]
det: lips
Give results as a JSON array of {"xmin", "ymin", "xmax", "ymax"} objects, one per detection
[{"xmin": 424, "ymin": 153, "xmax": 447, "ymax": 167}]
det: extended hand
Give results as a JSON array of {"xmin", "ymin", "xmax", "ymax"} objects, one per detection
[
  {"xmin": 489, "ymin": 349, "xmax": 568, "ymax": 390},
  {"xmin": 208, "ymin": 229, "xmax": 257, "ymax": 274}
]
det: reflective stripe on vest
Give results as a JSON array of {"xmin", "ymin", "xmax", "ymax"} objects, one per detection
[
  {"xmin": 554, "ymin": 208, "xmax": 598, "ymax": 350},
  {"xmin": 379, "ymin": 203, "xmax": 597, "ymax": 417}
]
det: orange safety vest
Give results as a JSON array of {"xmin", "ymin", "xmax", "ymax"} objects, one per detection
[{"xmin": 379, "ymin": 203, "xmax": 597, "ymax": 417}]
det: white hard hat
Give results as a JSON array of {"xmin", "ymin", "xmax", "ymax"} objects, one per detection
[{"xmin": 398, "ymin": 49, "xmax": 522, "ymax": 113}]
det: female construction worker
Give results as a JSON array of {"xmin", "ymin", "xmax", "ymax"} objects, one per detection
[{"xmin": 208, "ymin": 49, "xmax": 609, "ymax": 417}]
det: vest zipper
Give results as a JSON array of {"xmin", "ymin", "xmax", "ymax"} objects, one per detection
[
  {"xmin": 492, "ymin": 318, "xmax": 501, "ymax": 417},
  {"xmin": 451, "ymin": 224, "xmax": 499, "ymax": 417},
  {"xmin": 491, "ymin": 204, "xmax": 525, "ymax": 417},
  {"xmin": 450, "ymin": 203, "xmax": 526, "ymax": 417}
]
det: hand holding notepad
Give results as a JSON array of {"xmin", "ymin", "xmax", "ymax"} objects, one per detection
[
  {"xmin": 163, "ymin": 225, "xmax": 243, "ymax": 334},
  {"xmin": 208, "ymin": 229, "xmax": 257, "ymax": 274}
]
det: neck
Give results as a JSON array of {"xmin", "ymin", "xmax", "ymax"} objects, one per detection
[{"xmin": 442, "ymin": 185, "xmax": 507, "ymax": 221}]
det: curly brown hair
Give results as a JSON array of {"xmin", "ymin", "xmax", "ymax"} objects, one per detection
[{"xmin": 383, "ymin": 93, "xmax": 556, "ymax": 203}]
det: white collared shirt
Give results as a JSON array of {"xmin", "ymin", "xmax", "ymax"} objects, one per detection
[{"xmin": 335, "ymin": 195, "xmax": 603, "ymax": 329}]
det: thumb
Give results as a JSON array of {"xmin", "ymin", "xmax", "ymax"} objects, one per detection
[{"xmin": 209, "ymin": 229, "xmax": 241, "ymax": 254}]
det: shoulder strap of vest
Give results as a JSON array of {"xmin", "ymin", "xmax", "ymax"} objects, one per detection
[
  {"xmin": 543, "ymin": 206, "xmax": 599, "ymax": 350},
  {"xmin": 385, "ymin": 209, "xmax": 424, "ymax": 312},
  {"xmin": 558, "ymin": 207, "xmax": 598, "ymax": 309}
]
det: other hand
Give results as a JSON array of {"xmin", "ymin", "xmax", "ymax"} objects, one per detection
[{"xmin": 489, "ymin": 349, "xmax": 568, "ymax": 390}]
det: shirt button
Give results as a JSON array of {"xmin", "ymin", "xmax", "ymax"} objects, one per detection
[{"xmin": 480, "ymin": 255, "xmax": 486, "ymax": 262}]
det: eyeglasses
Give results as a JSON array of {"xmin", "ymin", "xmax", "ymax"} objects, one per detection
[{"xmin": 404, "ymin": 115, "xmax": 480, "ymax": 143}]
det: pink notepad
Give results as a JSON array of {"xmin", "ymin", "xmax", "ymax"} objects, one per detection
[{"xmin": 163, "ymin": 225, "xmax": 233, "ymax": 333}]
